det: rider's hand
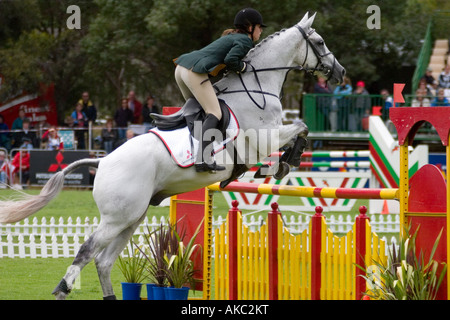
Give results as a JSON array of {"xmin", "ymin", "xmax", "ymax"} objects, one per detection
[{"xmin": 238, "ymin": 61, "xmax": 248, "ymax": 74}]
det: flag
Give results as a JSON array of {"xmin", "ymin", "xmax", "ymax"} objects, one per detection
[{"xmin": 393, "ymin": 83, "xmax": 405, "ymax": 105}]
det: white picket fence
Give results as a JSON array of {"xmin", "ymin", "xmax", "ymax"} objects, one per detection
[{"xmin": 1, "ymin": 213, "xmax": 399, "ymax": 258}]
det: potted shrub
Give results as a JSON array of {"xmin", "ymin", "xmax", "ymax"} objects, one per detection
[
  {"xmin": 117, "ymin": 240, "xmax": 147, "ymax": 300},
  {"xmin": 136, "ymin": 223, "xmax": 182, "ymax": 300},
  {"xmin": 359, "ymin": 224, "xmax": 447, "ymax": 300},
  {"xmin": 164, "ymin": 219, "xmax": 203, "ymax": 300}
]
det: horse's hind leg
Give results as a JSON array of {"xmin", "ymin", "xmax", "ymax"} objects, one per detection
[
  {"xmin": 52, "ymin": 220, "xmax": 128, "ymax": 300},
  {"xmin": 94, "ymin": 213, "xmax": 147, "ymax": 300}
]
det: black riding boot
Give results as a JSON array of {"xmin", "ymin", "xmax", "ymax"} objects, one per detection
[{"xmin": 195, "ymin": 114, "xmax": 226, "ymax": 173}]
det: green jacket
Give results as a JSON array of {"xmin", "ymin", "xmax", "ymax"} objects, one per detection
[{"xmin": 174, "ymin": 33, "xmax": 253, "ymax": 75}]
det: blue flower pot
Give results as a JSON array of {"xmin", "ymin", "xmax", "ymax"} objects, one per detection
[
  {"xmin": 164, "ymin": 286, "xmax": 189, "ymax": 300},
  {"xmin": 146, "ymin": 283, "xmax": 157, "ymax": 300},
  {"xmin": 121, "ymin": 282, "xmax": 142, "ymax": 300},
  {"xmin": 152, "ymin": 285, "xmax": 166, "ymax": 300}
]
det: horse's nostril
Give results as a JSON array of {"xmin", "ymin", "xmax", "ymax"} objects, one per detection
[{"xmin": 342, "ymin": 68, "xmax": 346, "ymax": 76}]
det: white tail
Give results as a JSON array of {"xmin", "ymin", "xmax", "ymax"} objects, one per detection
[{"xmin": 0, "ymin": 158, "xmax": 99, "ymax": 224}]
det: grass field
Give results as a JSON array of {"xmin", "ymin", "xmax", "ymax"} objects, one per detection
[{"xmin": 0, "ymin": 187, "xmax": 371, "ymax": 300}]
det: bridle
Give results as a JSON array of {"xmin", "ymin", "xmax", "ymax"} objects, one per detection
[
  {"xmin": 295, "ymin": 25, "xmax": 336, "ymax": 81},
  {"xmin": 215, "ymin": 25, "xmax": 336, "ymax": 110}
]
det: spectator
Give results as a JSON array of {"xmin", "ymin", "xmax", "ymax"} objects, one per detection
[
  {"xmin": 380, "ymin": 89, "xmax": 393, "ymax": 116},
  {"xmin": 431, "ymin": 88, "xmax": 450, "ymax": 106},
  {"xmin": 79, "ymin": 91, "xmax": 97, "ymax": 125},
  {"xmin": 352, "ymin": 81, "xmax": 370, "ymax": 131},
  {"xmin": 71, "ymin": 102, "xmax": 88, "ymax": 149},
  {"xmin": 101, "ymin": 118, "xmax": 117, "ymax": 154},
  {"xmin": 0, "ymin": 150, "xmax": 9, "ymax": 187},
  {"xmin": 412, "ymin": 89, "xmax": 431, "ymax": 107},
  {"xmin": 42, "ymin": 126, "xmax": 64, "ymax": 150},
  {"xmin": 115, "ymin": 128, "xmax": 135, "ymax": 149},
  {"xmin": 438, "ymin": 65, "xmax": 450, "ymax": 97},
  {"xmin": 11, "ymin": 149, "xmax": 30, "ymax": 189},
  {"xmin": 128, "ymin": 91, "xmax": 143, "ymax": 124},
  {"xmin": 313, "ymin": 76, "xmax": 332, "ymax": 146},
  {"xmin": 0, "ymin": 114, "xmax": 11, "ymax": 151},
  {"xmin": 20, "ymin": 136, "xmax": 34, "ymax": 151},
  {"xmin": 142, "ymin": 95, "xmax": 160, "ymax": 132},
  {"xmin": 12, "ymin": 118, "xmax": 38, "ymax": 149},
  {"xmin": 332, "ymin": 76, "xmax": 352, "ymax": 131},
  {"xmin": 114, "ymin": 98, "xmax": 133, "ymax": 140},
  {"xmin": 418, "ymin": 78, "xmax": 433, "ymax": 97},
  {"xmin": 421, "ymin": 67, "xmax": 437, "ymax": 94},
  {"xmin": 11, "ymin": 107, "xmax": 26, "ymax": 131}
]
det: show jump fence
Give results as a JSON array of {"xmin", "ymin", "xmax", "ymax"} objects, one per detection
[
  {"xmin": 0, "ymin": 212, "xmax": 399, "ymax": 259},
  {"xmin": 215, "ymin": 201, "xmax": 387, "ymax": 300}
]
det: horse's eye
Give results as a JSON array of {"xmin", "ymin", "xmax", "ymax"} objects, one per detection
[{"xmin": 318, "ymin": 40, "xmax": 324, "ymax": 46}]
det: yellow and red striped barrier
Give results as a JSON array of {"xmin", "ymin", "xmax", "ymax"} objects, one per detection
[
  {"xmin": 214, "ymin": 201, "xmax": 387, "ymax": 300},
  {"xmin": 208, "ymin": 181, "xmax": 399, "ymax": 200}
]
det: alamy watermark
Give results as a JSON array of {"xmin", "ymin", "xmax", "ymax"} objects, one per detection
[
  {"xmin": 193, "ymin": 121, "xmax": 283, "ymax": 171},
  {"xmin": 367, "ymin": 5, "xmax": 381, "ymax": 30},
  {"xmin": 66, "ymin": 5, "xmax": 81, "ymax": 30}
]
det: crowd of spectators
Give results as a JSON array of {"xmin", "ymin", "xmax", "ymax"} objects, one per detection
[
  {"xmin": 313, "ymin": 75, "xmax": 382, "ymax": 132},
  {"xmin": 412, "ymin": 65, "xmax": 450, "ymax": 107},
  {"xmin": 311, "ymin": 63, "xmax": 450, "ymax": 132},
  {"xmin": 0, "ymin": 90, "xmax": 161, "ymax": 188}
]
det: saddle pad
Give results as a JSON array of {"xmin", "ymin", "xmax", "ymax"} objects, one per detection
[{"xmin": 149, "ymin": 108, "xmax": 239, "ymax": 168}]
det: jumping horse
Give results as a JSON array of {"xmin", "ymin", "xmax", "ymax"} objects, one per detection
[{"xmin": 0, "ymin": 12, "xmax": 344, "ymax": 299}]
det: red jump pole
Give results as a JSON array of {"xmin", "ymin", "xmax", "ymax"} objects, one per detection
[
  {"xmin": 228, "ymin": 200, "xmax": 239, "ymax": 300},
  {"xmin": 268, "ymin": 202, "xmax": 281, "ymax": 300},
  {"xmin": 355, "ymin": 205, "xmax": 369, "ymax": 300},
  {"xmin": 311, "ymin": 206, "xmax": 324, "ymax": 300}
]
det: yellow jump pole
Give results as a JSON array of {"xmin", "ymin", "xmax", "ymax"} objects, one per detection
[{"xmin": 398, "ymin": 137, "xmax": 410, "ymax": 239}]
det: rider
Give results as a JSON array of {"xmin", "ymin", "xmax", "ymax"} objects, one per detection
[{"xmin": 173, "ymin": 8, "xmax": 265, "ymax": 173}]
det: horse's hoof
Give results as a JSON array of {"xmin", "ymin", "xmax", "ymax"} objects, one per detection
[
  {"xmin": 273, "ymin": 162, "xmax": 290, "ymax": 180},
  {"xmin": 53, "ymin": 291, "xmax": 68, "ymax": 300},
  {"xmin": 52, "ymin": 278, "xmax": 70, "ymax": 300}
]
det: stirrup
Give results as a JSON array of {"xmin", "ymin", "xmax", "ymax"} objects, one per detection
[{"xmin": 195, "ymin": 161, "xmax": 226, "ymax": 173}]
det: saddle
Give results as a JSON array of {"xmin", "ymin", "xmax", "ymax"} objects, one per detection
[{"xmin": 151, "ymin": 98, "xmax": 231, "ymax": 139}]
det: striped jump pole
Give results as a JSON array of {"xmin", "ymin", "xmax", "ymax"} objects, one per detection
[
  {"xmin": 254, "ymin": 160, "xmax": 370, "ymax": 169},
  {"xmin": 301, "ymin": 150, "xmax": 370, "ymax": 158},
  {"xmin": 208, "ymin": 182, "xmax": 399, "ymax": 200},
  {"xmin": 269, "ymin": 150, "xmax": 370, "ymax": 158}
]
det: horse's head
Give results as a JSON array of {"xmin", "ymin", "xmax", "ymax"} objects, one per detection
[{"xmin": 295, "ymin": 12, "xmax": 345, "ymax": 84}]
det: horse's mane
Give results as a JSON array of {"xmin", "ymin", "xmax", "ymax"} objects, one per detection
[
  {"xmin": 245, "ymin": 28, "xmax": 288, "ymax": 60},
  {"xmin": 220, "ymin": 28, "xmax": 290, "ymax": 81}
]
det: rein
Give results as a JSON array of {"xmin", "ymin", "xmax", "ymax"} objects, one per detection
[
  {"xmin": 215, "ymin": 25, "xmax": 336, "ymax": 110},
  {"xmin": 215, "ymin": 64, "xmax": 306, "ymax": 110}
]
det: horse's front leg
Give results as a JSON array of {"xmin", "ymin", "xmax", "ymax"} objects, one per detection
[
  {"xmin": 276, "ymin": 119, "xmax": 309, "ymax": 149},
  {"xmin": 261, "ymin": 120, "xmax": 309, "ymax": 179}
]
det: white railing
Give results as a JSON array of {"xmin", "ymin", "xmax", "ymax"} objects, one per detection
[{"xmin": 1, "ymin": 213, "xmax": 400, "ymax": 258}]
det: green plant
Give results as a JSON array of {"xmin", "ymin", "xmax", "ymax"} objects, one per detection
[
  {"xmin": 117, "ymin": 240, "xmax": 147, "ymax": 284},
  {"xmin": 359, "ymin": 224, "xmax": 447, "ymax": 300},
  {"xmin": 165, "ymin": 219, "xmax": 203, "ymax": 289},
  {"xmin": 136, "ymin": 223, "xmax": 183, "ymax": 287}
]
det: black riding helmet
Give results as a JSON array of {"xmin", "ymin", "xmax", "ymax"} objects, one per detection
[{"xmin": 234, "ymin": 8, "xmax": 267, "ymax": 30}]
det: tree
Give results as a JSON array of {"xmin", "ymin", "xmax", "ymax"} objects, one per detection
[
  {"xmin": 2, "ymin": 0, "xmax": 449, "ymax": 123},
  {"xmin": 0, "ymin": 0, "xmax": 99, "ymax": 123}
]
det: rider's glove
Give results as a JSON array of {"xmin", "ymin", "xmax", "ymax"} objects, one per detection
[{"xmin": 238, "ymin": 61, "xmax": 247, "ymax": 74}]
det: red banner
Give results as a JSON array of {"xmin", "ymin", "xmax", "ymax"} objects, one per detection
[{"xmin": 0, "ymin": 83, "xmax": 58, "ymax": 128}]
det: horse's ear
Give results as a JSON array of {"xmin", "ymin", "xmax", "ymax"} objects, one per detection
[
  {"xmin": 298, "ymin": 12, "xmax": 310, "ymax": 25},
  {"xmin": 304, "ymin": 12, "xmax": 317, "ymax": 28}
]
